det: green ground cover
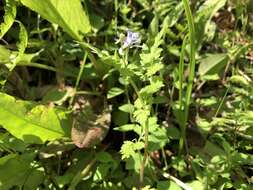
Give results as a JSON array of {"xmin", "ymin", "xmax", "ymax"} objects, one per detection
[{"xmin": 0, "ymin": 0, "xmax": 253, "ymax": 189}]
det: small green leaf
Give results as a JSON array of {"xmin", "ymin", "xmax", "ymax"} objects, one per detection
[
  {"xmin": 119, "ymin": 104, "xmax": 135, "ymax": 113},
  {"xmin": 229, "ymin": 75, "xmax": 249, "ymax": 86},
  {"xmin": 7, "ymin": 21, "xmax": 29, "ymax": 71},
  {"xmin": 107, "ymin": 87, "xmax": 124, "ymax": 99},
  {"xmin": 114, "ymin": 124, "xmax": 136, "ymax": 132},
  {"xmin": 120, "ymin": 141, "xmax": 135, "ymax": 159},
  {"xmin": 0, "ymin": 0, "xmax": 17, "ymax": 38},
  {"xmin": 16, "ymin": 21, "xmax": 28, "ymax": 56},
  {"xmin": 140, "ymin": 79, "xmax": 164, "ymax": 95},
  {"xmin": 120, "ymin": 141, "xmax": 144, "ymax": 160},
  {"xmin": 20, "ymin": 0, "xmax": 91, "ymax": 40}
]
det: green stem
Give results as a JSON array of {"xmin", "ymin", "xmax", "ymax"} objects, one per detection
[
  {"xmin": 178, "ymin": 36, "xmax": 188, "ymax": 153},
  {"xmin": 17, "ymin": 62, "xmax": 77, "ymax": 77},
  {"xmin": 179, "ymin": 0, "xmax": 196, "ymax": 154},
  {"xmin": 76, "ymin": 90, "xmax": 101, "ymax": 96},
  {"xmin": 214, "ymin": 87, "xmax": 230, "ymax": 118},
  {"xmin": 139, "ymin": 119, "xmax": 149, "ymax": 189},
  {"xmin": 18, "ymin": 62, "xmax": 57, "ymax": 72},
  {"xmin": 69, "ymin": 52, "xmax": 88, "ymax": 106},
  {"xmin": 122, "ymin": 50, "xmax": 148, "ymax": 189},
  {"xmin": 179, "ymin": 35, "xmax": 188, "ymax": 109}
]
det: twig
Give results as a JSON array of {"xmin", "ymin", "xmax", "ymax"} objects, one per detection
[{"xmin": 163, "ymin": 172, "xmax": 193, "ymax": 190}]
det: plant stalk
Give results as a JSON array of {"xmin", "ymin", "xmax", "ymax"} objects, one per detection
[
  {"xmin": 139, "ymin": 119, "xmax": 149, "ymax": 189},
  {"xmin": 179, "ymin": 0, "xmax": 196, "ymax": 154}
]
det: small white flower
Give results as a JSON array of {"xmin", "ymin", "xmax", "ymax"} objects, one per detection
[{"xmin": 116, "ymin": 30, "xmax": 141, "ymax": 55}]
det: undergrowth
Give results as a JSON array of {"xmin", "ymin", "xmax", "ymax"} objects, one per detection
[{"xmin": 0, "ymin": 0, "xmax": 253, "ymax": 189}]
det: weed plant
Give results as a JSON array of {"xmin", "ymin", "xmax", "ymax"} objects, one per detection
[{"xmin": 0, "ymin": 0, "xmax": 253, "ymax": 189}]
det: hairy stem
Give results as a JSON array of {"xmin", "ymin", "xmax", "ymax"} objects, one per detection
[{"xmin": 139, "ymin": 119, "xmax": 149, "ymax": 189}]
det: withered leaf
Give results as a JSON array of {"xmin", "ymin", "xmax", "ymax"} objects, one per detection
[{"xmin": 71, "ymin": 106, "xmax": 111, "ymax": 148}]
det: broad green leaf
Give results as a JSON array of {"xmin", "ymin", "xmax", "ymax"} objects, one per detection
[
  {"xmin": 0, "ymin": 154, "xmax": 17, "ymax": 166},
  {"xmin": 0, "ymin": 92, "xmax": 71, "ymax": 144},
  {"xmin": 96, "ymin": 151, "xmax": 114, "ymax": 163},
  {"xmin": 107, "ymin": 87, "xmax": 124, "ymax": 99},
  {"xmin": 0, "ymin": 0, "xmax": 17, "ymax": 38},
  {"xmin": 112, "ymin": 110, "xmax": 128, "ymax": 126},
  {"xmin": 198, "ymin": 53, "xmax": 229, "ymax": 76},
  {"xmin": 20, "ymin": 0, "xmax": 91, "ymax": 40},
  {"xmin": 0, "ymin": 133, "xmax": 27, "ymax": 152},
  {"xmin": 0, "ymin": 153, "xmax": 44, "ymax": 190}
]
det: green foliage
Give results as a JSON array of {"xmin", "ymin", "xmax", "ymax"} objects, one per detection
[
  {"xmin": 0, "ymin": 92, "xmax": 70, "ymax": 143},
  {"xmin": 20, "ymin": 0, "xmax": 91, "ymax": 40},
  {"xmin": 195, "ymin": 0, "xmax": 227, "ymax": 48},
  {"xmin": 107, "ymin": 87, "xmax": 124, "ymax": 99},
  {"xmin": 0, "ymin": 0, "xmax": 252, "ymax": 189},
  {"xmin": 0, "ymin": 0, "xmax": 16, "ymax": 38},
  {"xmin": 198, "ymin": 53, "xmax": 229, "ymax": 76},
  {"xmin": 0, "ymin": 153, "xmax": 44, "ymax": 190}
]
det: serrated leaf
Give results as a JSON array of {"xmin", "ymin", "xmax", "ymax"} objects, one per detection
[
  {"xmin": 195, "ymin": 0, "xmax": 227, "ymax": 48},
  {"xmin": 133, "ymin": 108, "xmax": 150, "ymax": 126},
  {"xmin": 120, "ymin": 141, "xmax": 144, "ymax": 160},
  {"xmin": 107, "ymin": 87, "xmax": 124, "ymax": 99},
  {"xmin": 0, "ymin": 92, "xmax": 71, "ymax": 144},
  {"xmin": 20, "ymin": 0, "xmax": 91, "ymax": 41},
  {"xmin": 156, "ymin": 1, "xmax": 183, "ymax": 27},
  {"xmin": 146, "ymin": 62, "xmax": 164, "ymax": 77},
  {"xmin": 140, "ymin": 79, "xmax": 164, "ymax": 95},
  {"xmin": 0, "ymin": 0, "xmax": 17, "ymax": 38}
]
